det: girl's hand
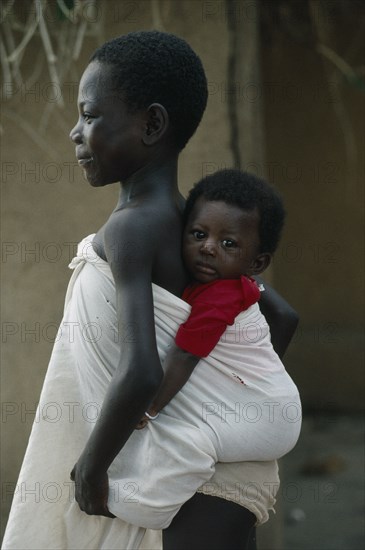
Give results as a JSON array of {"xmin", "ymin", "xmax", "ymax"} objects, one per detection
[{"xmin": 70, "ymin": 462, "xmax": 115, "ymax": 518}]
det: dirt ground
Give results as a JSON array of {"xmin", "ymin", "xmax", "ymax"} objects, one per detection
[{"xmin": 258, "ymin": 414, "xmax": 364, "ymax": 550}]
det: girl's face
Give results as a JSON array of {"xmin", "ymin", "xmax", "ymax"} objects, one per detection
[
  {"xmin": 183, "ymin": 198, "xmax": 263, "ymax": 283},
  {"xmin": 70, "ymin": 61, "xmax": 148, "ymax": 186}
]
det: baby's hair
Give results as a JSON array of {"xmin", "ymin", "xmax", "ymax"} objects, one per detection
[
  {"xmin": 89, "ymin": 31, "xmax": 208, "ymax": 151},
  {"xmin": 184, "ymin": 169, "xmax": 286, "ymax": 254}
]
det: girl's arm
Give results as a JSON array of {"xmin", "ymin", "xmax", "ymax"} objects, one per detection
[
  {"xmin": 71, "ymin": 214, "xmax": 165, "ymax": 517},
  {"xmin": 254, "ymin": 275, "xmax": 299, "ymax": 359}
]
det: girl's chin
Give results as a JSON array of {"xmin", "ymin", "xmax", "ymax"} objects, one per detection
[{"xmin": 83, "ymin": 173, "xmax": 113, "ymax": 188}]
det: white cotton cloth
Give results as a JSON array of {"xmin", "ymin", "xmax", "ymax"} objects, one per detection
[{"xmin": 2, "ymin": 234, "xmax": 300, "ymax": 549}]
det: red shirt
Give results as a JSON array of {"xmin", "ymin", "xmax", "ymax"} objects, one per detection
[{"xmin": 175, "ymin": 276, "xmax": 260, "ymax": 357}]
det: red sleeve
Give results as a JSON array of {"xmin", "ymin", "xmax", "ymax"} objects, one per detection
[
  {"xmin": 176, "ymin": 278, "xmax": 260, "ymax": 358},
  {"xmin": 175, "ymin": 301, "xmax": 232, "ymax": 357}
]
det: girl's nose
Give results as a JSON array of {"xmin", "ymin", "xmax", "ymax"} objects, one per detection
[{"xmin": 69, "ymin": 123, "xmax": 82, "ymax": 144}]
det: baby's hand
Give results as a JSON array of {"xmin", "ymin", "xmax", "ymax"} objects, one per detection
[
  {"xmin": 135, "ymin": 414, "xmax": 149, "ymax": 430},
  {"xmin": 135, "ymin": 409, "xmax": 159, "ymax": 430}
]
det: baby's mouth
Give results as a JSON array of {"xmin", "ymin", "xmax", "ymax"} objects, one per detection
[{"xmin": 195, "ymin": 262, "xmax": 217, "ymax": 276}]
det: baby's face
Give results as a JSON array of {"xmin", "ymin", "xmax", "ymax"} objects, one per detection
[
  {"xmin": 70, "ymin": 61, "xmax": 148, "ymax": 187},
  {"xmin": 183, "ymin": 198, "xmax": 261, "ymax": 283}
]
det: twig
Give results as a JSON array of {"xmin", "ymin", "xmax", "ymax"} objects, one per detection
[
  {"xmin": 73, "ymin": 19, "xmax": 87, "ymax": 60},
  {"xmin": 0, "ymin": 30, "xmax": 12, "ymax": 98},
  {"xmin": 39, "ymin": 24, "xmax": 77, "ymax": 132},
  {"xmin": 7, "ymin": 0, "xmax": 42, "ymax": 63},
  {"xmin": 0, "ymin": 0, "xmax": 15, "ymax": 25},
  {"xmin": 309, "ymin": 0, "xmax": 357, "ymax": 204},
  {"xmin": 316, "ymin": 43, "xmax": 356, "ymax": 81},
  {"xmin": 36, "ymin": 0, "xmax": 64, "ymax": 107},
  {"xmin": 2, "ymin": 18, "xmax": 23, "ymax": 87},
  {"xmin": 56, "ymin": 0, "xmax": 75, "ymax": 22},
  {"xmin": 26, "ymin": 49, "xmax": 44, "ymax": 89},
  {"xmin": 151, "ymin": 0, "xmax": 164, "ymax": 31}
]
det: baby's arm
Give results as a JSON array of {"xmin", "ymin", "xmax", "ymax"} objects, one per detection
[
  {"xmin": 152, "ymin": 279, "xmax": 298, "ymax": 414},
  {"xmin": 254, "ymin": 275, "xmax": 299, "ymax": 359},
  {"xmin": 137, "ymin": 344, "xmax": 200, "ymax": 427}
]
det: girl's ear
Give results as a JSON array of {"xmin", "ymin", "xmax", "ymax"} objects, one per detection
[
  {"xmin": 143, "ymin": 103, "xmax": 169, "ymax": 145},
  {"xmin": 249, "ymin": 253, "xmax": 272, "ymax": 276}
]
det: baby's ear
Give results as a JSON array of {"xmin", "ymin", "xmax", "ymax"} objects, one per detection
[
  {"xmin": 250, "ymin": 253, "xmax": 272, "ymax": 275},
  {"xmin": 143, "ymin": 103, "xmax": 169, "ymax": 145}
]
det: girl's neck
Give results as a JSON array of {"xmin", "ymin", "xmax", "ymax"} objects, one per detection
[{"xmin": 116, "ymin": 155, "xmax": 179, "ymax": 208}]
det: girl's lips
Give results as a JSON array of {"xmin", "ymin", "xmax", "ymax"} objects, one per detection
[{"xmin": 78, "ymin": 158, "xmax": 93, "ymax": 166}]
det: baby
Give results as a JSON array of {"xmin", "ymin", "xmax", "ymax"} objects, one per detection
[{"xmin": 138, "ymin": 169, "xmax": 301, "ymax": 465}]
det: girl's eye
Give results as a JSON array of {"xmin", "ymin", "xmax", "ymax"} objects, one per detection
[
  {"xmin": 82, "ymin": 113, "xmax": 93, "ymax": 122},
  {"xmin": 192, "ymin": 230, "xmax": 205, "ymax": 240},
  {"xmin": 222, "ymin": 239, "xmax": 237, "ymax": 249}
]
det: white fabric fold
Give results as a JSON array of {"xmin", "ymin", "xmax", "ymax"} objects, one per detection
[{"xmin": 3, "ymin": 234, "xmax": 300, "ymax": 549}]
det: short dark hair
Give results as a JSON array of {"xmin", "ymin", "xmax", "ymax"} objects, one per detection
[
  {"xmin": 184, "ymin": 169, "xmax": 286, "ymax": 254},
  {"xmin": 90, "ymin": 31, "xmax": 208, "ymax": 151}
]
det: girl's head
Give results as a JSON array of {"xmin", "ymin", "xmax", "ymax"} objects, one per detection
[
  {"xmin": 70, "ymin": 31, "xmax": 207, "ymax": 186},
  {"xmin": 88, "ymin": 31, "xmax": 208, "ymax": 152},
  {"xmin": 183, "ymin": 169, "xmax": 286, "ymax": 283}
]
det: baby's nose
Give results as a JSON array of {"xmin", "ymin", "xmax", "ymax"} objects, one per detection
[{"xmin": 200, "ymin": 241, "xmax": 217, "ymax": 255}]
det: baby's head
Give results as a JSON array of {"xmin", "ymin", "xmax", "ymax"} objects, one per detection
[
  {"xmin": 88, "ymin": 31, "xmax": 208, "ymax": 151},
  {"xmin": 183, "ymin": 169, "xmax": 286, "ymax": 283}
]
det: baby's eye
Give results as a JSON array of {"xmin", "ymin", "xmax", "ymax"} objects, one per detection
[
  {"xmin": 192, "ymin": 230, "xmax": 205, "ymax": 240},
  {"xmin": 222, "ymin": 239, "xmax": 237, "ymax": 248}
]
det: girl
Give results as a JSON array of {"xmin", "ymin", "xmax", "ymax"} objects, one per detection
[{"xmin": 3, "ymin": 32, "xmax": 298, "ymax": 550}]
